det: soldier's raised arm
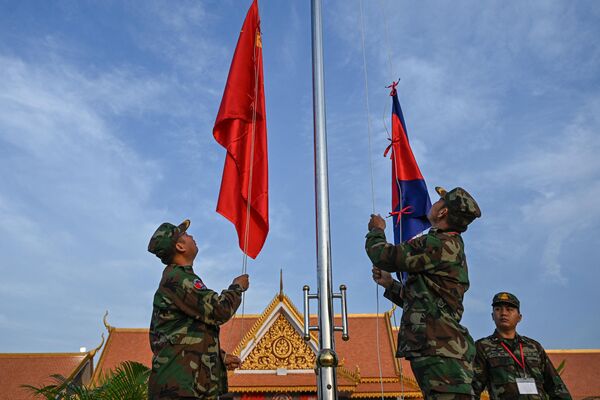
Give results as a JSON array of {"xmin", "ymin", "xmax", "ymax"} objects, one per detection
[
  {"xmin": 160, "ymin": 268, "xmax": 245, "ymax": 325},
  {"xmin": 366, "ymin": 225, "xmax": 441, "ymax": 274}
]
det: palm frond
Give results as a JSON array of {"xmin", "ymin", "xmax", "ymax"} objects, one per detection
[
  {"xmin": 22, "ymin": 360, "xmax": 150, "ymax": 400},
  {"xmin": 556, "ymin": 359, "xmax": 566, "ymax": 375},
  {"xmin": 21, "ymin": 374, "xmax": 69, "ymax": 399},
  {"xmin": 96, "ymin": 361, "xmax": 150, "ymax": 400},
  {"xmin": 22, "ymin": 372, "xmax": 100, "ymax": 399}
]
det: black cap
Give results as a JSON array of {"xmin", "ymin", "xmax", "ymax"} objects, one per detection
[{"xmin": 492, "ymin": 292, "xmax": 520, "ymax": 309}]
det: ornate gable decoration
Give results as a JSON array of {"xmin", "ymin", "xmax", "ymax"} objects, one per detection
[{"xmin": 240, "ymin": 313, "xmax": 316, "ymax": 370}]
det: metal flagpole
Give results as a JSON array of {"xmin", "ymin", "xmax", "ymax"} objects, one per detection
[{"xmin": 311, "ymin": 0, "xmax": 338, "ymax": 399}]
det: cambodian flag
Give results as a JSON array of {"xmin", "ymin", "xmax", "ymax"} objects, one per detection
[{"xmin": 385, "ymin": 82, "xmax": 431, "ymax": 259}]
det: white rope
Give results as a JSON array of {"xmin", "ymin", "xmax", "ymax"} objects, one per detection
[
  {"xmin": 380, "ymin": 0, "xmax": 395, "ymax": 82},
  {"xmin": 358, "ymin": 1, "xmax": 385, "ymax": 399},
  {"xmin": 367, "ymin": 2, "xmax": 408, "ymax": 398},
  {"xmin": 390, "ymin": 306, "xmax": 404, "ymax": 399},
  {"xmin": 239, "ymin": 24, "xmax": 262, "ymax": 337},
  {"xmin": 359, "ymin": 0, "xmax": 376, "ymax": 215},
  {"xmin": 385, "ymin": 80, "xmax": 407, "ymax": 250},
  {"xmin": 375, "ymin": 284, "xmax": 385, "ymax": 400},
  {"xmin": 231, "ymin": 23, "xmax": 262, "ymax": 346},
  {"xmin": 241, "ymin": 27, "xmax": 261, "ymax": 277},
  {"xmin": 378, "ymin": 0, "xmax": 404, "ymax": 249}
]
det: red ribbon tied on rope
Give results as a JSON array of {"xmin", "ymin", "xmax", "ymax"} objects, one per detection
[
  {"xmin": 383, "ymin": 80, "xmax": 401, "ymax": 158},
  {"xmin": 383, "ymin": 137, "xmax": 400, "ymax": 158},
  {"xmin": 386, "ymin": 80, "xmax": 399, "ymax": 96},
  {"xmin": 389, "ymin": 206, "xmax": 413, "ymax": 226}
]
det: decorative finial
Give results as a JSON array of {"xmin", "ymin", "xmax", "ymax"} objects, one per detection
[
  {"xmin": 89, "ymin": 333, "xmax": 105, "ymax": 357},
  {"xmin": 102, "ymin": 310, "xmax": 113, "ymax": 331},
  {"xmin": 278, "ymin": 268, "xmax": 284, "ymax": 300}
]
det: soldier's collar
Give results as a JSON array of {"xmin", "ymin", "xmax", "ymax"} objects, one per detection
[
  {"xmin": 431, "ymin": 227, "xmax": 460, "ymax": 235},
  {"xmin": 172, "ymin": 263, "xmax": 194, "ymax": 270},
  {"xmin": 493, "ymin": 330, "xmax": 521, "ymax": 343}
]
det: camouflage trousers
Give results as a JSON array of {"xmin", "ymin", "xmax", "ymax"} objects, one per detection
[{"xmin": 410, "ymin": 356, "xmax": 474, "ymax": 400}]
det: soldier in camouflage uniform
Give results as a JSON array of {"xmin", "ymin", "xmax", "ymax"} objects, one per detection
[
  {"xmin": 472, "ymin": 292, "xmax": 572, "ymax": 399},
  {"xmin": 147, "ymin": 219, "xmax": 249, "ymax": 399},
  {"xmin": 367, "ymin": 186, "xmax": 481, "ymax": 399}
]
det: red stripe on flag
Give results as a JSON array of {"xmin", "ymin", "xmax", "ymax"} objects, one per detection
[{"xmin": 391, "ymin": 113, "xmax": 424, "ymax": 181}]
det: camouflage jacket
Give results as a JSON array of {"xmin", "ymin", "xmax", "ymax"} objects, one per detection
[
  {"xmin": 148, "ymin": 264, "xmax": 243, "ymax": 399},
  {"xmin": 366, "ymin": 227, "xmax": 474, "ymax": 360},
  {"xmin": 473, "ymin": 331, "xmax": 572, "ymax": 400}
]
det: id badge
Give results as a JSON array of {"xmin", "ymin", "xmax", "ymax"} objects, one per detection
[{"xmin": 516, "ymin": 378, "xmax": 538, "ymax": 394}]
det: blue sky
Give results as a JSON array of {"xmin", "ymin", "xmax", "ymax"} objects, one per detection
[{"xmin": 1, "ymin": 0, "xmax": 599, "ymax": 353}]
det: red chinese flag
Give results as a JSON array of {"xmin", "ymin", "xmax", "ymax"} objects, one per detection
[{"xmin": 213, "ymin": 0, "xmax": 268, "ymax": 259}]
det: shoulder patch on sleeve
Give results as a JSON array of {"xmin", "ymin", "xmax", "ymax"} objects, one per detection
[{"xmin": 193, "ymin": 279, "xmax": 206, "ymax": 290}]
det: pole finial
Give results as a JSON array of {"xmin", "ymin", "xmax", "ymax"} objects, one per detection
[
  {"xmin": 386, "ymin": 78, "xmax": 400, "ymax": 96},
  {"xmin": 278, "ymin": 268, "xmax": 284, "ymax": 300}
]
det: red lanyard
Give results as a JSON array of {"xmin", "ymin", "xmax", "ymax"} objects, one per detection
[{"xmin": 500, "ymin": 341, "xmax": 525, "ymax": 370}]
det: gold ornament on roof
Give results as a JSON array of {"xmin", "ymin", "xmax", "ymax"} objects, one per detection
[
  {"xmin": 241, "ymin": 313, "xmax": 316, "ymax": 370},
  {"xmin": 102, "ymin": 310, "xmax": 114, "ymax": 332},
  {"xmin": 89, "ymin": 333, "xmax": 105, "ymax": 357}
]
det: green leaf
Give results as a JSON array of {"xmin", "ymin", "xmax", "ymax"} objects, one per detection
[
  {"xmin": 556, "ymin": 359, "xmax": 566, "ymax": 375},
  {"xmin": 22, "ymin": 360, "xmax": 150, "ymax": 400}
]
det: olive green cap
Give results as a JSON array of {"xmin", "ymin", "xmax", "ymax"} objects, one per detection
[
  {"xmin": 148, "ymin": 219, "xmax": 190, "ymax": 264},
  {"xmin": 492, "ymin": 292, "xmax": 520, "ymax": 309},
  {"xmin": 435, "ymin": 186, "xmax": 481, "ymax": 231}
]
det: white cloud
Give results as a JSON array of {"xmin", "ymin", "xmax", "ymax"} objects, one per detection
[
  {"xmin": 131, "ymin": 0, "xmax": 227, "ymax": 82},
  {"xmin": 0, "ymin": 51, "xmax": 175, "ymax": 340},
  {"xmin": 478, "ymin": 98, "xmax": 600, "ymax": 282},
  {"xmin": 0, "ymin": 55, "xmax": 167, "ymax": 235},
  {"xmin": 148, "ymin": 1, "xmax": 207, "ymax": 31}
]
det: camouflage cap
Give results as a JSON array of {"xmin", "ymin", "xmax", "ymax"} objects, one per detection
[
  {"xmin": 492, "ymin": 292, "xmax": 520, "ymax": 309},
  {"xmin": 148, "ymin": 219, "xmax": 190, "ymax": 264},
  {"xmin": 435, "ymin": 186, "xmax": 481, "ymax": 231}
]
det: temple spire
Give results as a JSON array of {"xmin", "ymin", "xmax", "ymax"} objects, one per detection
[{"xmin": 278, "ymin": 268, "xmax": 284, "ymax": 300}]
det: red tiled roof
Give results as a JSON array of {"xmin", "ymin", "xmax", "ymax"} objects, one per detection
[
  {"xmin": 332, "ymin": 315, "xmax": 401, "ymax": 379},
  {"xmin": 547, "ymin": 350, "xmax": 600, "ymax": 400},
  {"xmin": 93, "ymin": 328, "xmax": 151, "ymax": 383},
  {"xmin": 93, "ymin": 317, "xmax": 261, "ymax": 382},
  {"xmin": 92, "ymin": 297, "xmax": 600, "ymax": 399},
  {"xmin": 221, "ymin": 316, "xmax": 260, "ymax": 353},
  {"xmin": 93, "ymin": 295, "xmax": 417, "ymax": 397},
  {"xmin": 352, "ymin": 381, "xmax": 421, "ymax": 398},
  {"xmin": 0, "ymin": 353, "xmax": 89, "ymax": 400},
  {"xmin": 94, "ymin": 315, "xmax": 406, "ymax": 380}
]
